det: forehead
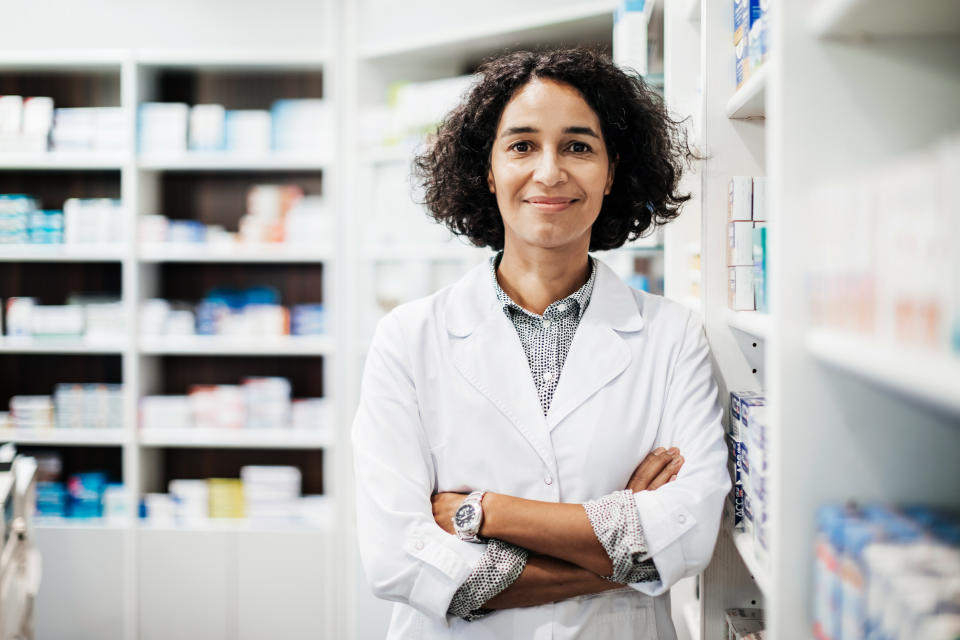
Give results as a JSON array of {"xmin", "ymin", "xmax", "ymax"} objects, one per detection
[{"xmin": 497, "ymin": 78, "xmax": 601, "ymax": 131}]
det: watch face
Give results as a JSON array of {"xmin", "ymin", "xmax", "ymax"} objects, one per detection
[{"xmin": 454, "ymin": 503, "xmax": 477, "ymax": 529}]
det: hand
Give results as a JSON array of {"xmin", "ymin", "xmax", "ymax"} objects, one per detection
[
  {"xmin": 431, "ymin": 491, "xmax": 468, "ymax": 535},
  {"xmin": 625, "ymin": 447, "xmax": 684, "ymax": 493}
]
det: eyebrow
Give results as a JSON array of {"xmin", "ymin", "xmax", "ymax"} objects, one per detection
[{"xmin": 499, "ymin": 126, "xmax": 601, "ymax": 139}]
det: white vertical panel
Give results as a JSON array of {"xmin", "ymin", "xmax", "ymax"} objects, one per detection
[
  {"xmin": 138, "ymin": 529, "xmax": 234, "ymax": 640},
  {"xmin": 35, "ymin": 526, "xmax": 127, "ymax": 640}
]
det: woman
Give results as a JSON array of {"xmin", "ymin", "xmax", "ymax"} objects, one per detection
[{"xmin": 352, "ymin": 48, "xmax": 729, "ymax": 639}]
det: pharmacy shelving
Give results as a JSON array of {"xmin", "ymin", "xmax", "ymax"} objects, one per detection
[
  {"xmin": 808, "ymin": 0, "xmax": 960, "ymax": 38},
  {"xmin": 138, "ymin": 427, "xmax": 334, "ymax": 449},
  {"xmin": 138, "ymin": 335, "xmax": 335, "ymax": 356},
  {"xmin": 136, "ymin": 153, "xmax": 331, "ymax": 172},
  {"xmin": 0, "ymin": 428, "xmax": 130, "ymax": 446},
  {"xmin": 724, "ymin": 310, "xmax": 770, "ymax": 340},
  {"xmin": 0, "ymin": 337, "xmax": 128, "ymax": 354},
  {"xmin": 136, "ymin": 514, "xmax": 335, "ymax": 533},
  {"xmin": 730, "ymin": 530, "xmax": 770, "ymax": 597},
  {"xmin": 137, "ymin": 243, "xmax": 333, "ymax": 263},
  {"xmin": 0, "ymin": 152, "xmax": 129, "ymax": 170},
  {"xmin": 360, "ymin": 243, "xmax": 487, "ymax": 262},
  {"xmin": 724, "ymin": 64, "xmax": 767, "ymax": 120},
  {"xmin": 0, "ymin": 244, "xmax": 128, "ymax": 262},
  {"xmin": 806, "ymin": 330, "xmax": 960, "ymax": 417}
]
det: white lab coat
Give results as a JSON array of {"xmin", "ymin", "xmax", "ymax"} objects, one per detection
[{"xmin": 352, "ymin": 257, "xmax": 730, "ymax": 639}]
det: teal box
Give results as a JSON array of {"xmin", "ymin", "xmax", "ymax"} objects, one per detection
[{"xmin": 752, "ymin": 226, "xmax": 767, "ymax": 313}]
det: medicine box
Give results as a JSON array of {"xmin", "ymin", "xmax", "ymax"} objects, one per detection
[
  {"xmin": 753, "ymin": 226, "xmax": 768, "ymax": 313},
  {"xmin": 751, "ymin": 176, "xmax": 768, "ymax": 221},
  {"xmin": 729, "ymin": 266, "xmax": 755, "ymax": 310},
  {"xmin": 728, "ymin": 176, "xmax": 753, "ymax": 222},
  {"xmin": 728, "ymin": 221, "xmax": 758, "ymax": 266}
]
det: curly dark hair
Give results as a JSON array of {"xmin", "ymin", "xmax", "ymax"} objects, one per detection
[{"xmin": 414, "ymin": 47, "xmax": 693, "ymax": 251}]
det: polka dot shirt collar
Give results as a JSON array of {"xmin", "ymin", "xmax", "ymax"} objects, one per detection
[{"xmin": 489, "ymin": 251, "xmax": 597, "ymax": 321}]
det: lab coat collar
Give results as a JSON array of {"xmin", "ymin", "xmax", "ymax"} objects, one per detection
[
  {"xmin": 445, "ymin": 256, "xmax": 645, "ymax": 337},
  {"xmin": 445, "ymin": 257, "xmax": 646, "ymax": 461}
]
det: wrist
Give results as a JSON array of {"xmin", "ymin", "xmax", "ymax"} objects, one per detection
[{"xmin": 478, "ymin": 492, "xmax": 498, "ymax": 539}]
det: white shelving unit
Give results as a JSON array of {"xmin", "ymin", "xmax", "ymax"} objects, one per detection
[
  {"xmin": 662, "ymin": 0, "xmax": 960, "ymax": 638},
  {"xmin": 0, "ymin": 36, "xmax": 343, "ymax": 640}
]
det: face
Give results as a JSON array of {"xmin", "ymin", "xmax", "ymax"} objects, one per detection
[{"xmin": 487, "ymin": 78, "xmax": 614, "ymax": 254}]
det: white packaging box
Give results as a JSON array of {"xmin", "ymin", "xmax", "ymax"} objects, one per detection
[
  {"xmin": 729, "ymin": 176, "xmax": 753, "ymax": 221},
  {"xmin": 292, "ymin": 398, "xmax": 329, "ymax": 432},
  {"xmin": 728, "ymin": 221, "xmax": 757, "ymax": 266},
  {"xmin": 169, "ymin": 479, "xmax": 208, "ymax": 521},
  {"xmin": 32, "ymin": 305, "xmax": 84, "ymax": 337},
  {"xmin": 51, "ymin": 107, "xmax": 97, "ymax": 151},
  {"xmin": 189, "ymin": 104, "xmax": 226, "ymax": 151},
  {"xmin": 225, "ymin": 110, "xmax": 271, "ymax": 154},
  {"xmin": 138, "ymin": 103, "xmax": 188, "ymax": 154},
  {"xmin": 729, "ymin": 266, "xmax": 755, "ymax": 311},
  {"xmin": 93, "ymin": 107, "xmax": 126, "ymax": 151},
  {"xmin": 140, "ymin": 395, "xmax": 191, "ymax": 430},
  {"xmin": 5, "ymin": 297, "xmax": 35, "ymax": 337},
  {"xmin": 20, "ymin": 97, "xmax": 53, "ymax": 152},
  {"xmin": 271, "ymin": 99, "xmax": 331, "ymax": 154},
  {"xmin": 752, "ymin": 176, "xmax": 768, "ymax": 221},
  {"xmin": 0, "ymin": 96, "xmax": 23, "ymax": 148}
]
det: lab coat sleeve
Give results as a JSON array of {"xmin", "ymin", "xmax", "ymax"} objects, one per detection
[
  {"xmin": 629, "ymin": 310, "xmax": 730, "ymax": 596},
  {"xmin": 352, "ymin": 311, "xmax": 488, "ymax": 622}
]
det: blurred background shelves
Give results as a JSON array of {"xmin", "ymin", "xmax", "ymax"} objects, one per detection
[
  {"xmin": 136, "ymin": 153, "xmax": 331, "ymax": 172},
  {"xmin": 0, "ymin": 336, "xmax": 127, "ymax": 354},
  {"xmin": 139, "ymin": 334, "xmax": 334, "ymax": 356},
  {"xmin": 725, "ymin": 309, "xmax": 770, "ymax": 340},
  {"xmin": 809, "ymin": 0, "xmax": 960, "ymax": 38},
  {"xmin": 0, "ymin": 152, "xmax": 129, "ymax": 170},
  {"xmin": 138, "ymin": 427, "xmax": 334, "ymax": 449},
  {"xmin": 138, "ymin": 243, "xmax": 333, "ymax": 263},
  {"xmin": 0, "ymin": 244, "xmax": 128, "ymax": 262},
  {"xmin": 806, "ymin": 329, "xmax": 960, "ymax": 416},
  {"xmin": 0, "ymin": 427, "xmax": 130, "ymax": 446}
]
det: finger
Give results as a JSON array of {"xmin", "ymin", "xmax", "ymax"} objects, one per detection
[
  {"xmin": 670, "ymin": 474, "xmax": 678, "ymax": 482},
  {"xmin": 648, "ymin": 455, "xmax": 684, "ymax": 491},
  {"xmin": 628, "ymin": 450, "xmax": 676, "ymax": 490}
]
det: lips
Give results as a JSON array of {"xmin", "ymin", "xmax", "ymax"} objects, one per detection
[{"xmin": 525, "ymin": 196, "xmax": 578, "ymax": 212}]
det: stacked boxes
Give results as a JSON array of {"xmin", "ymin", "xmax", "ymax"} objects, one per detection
[
  {"xmin": 807, "ymin": 134, "xmax": 960, "ymax": 357},
  {"xmin": 726, "ymin": 391, "xmax": 769, "ymax": 564},
  {"xmin": 726, "ymin": 608, "xmax": 765, "ymax": 639},
  {"xmin": 8, "ymin": 384, "xmax": 122, "ymax": 430},
  {"xmin": 4, "ymin": 296, "xmax": 125, "ymax": 340},
  {"xmin": 812, "ymin": 504, "xmax": 960, "ymax": 640},
  {"xmin": 733, "ymin": 0, "xmax": 769, "ymax": 89},
  {"xmin": 728, "ymin": 176, "xmax": 768, "ymax": 311}
]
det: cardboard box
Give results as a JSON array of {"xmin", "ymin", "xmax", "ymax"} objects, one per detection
[
  {"xmin": 729, "ymin": 221, "xmax": 757, "ymax": 266},
  {"xmin": 729, "ymin": 176, "xmax": 754, "ymax": 221}
]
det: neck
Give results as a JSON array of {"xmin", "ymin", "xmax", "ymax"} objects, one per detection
[{"xmin": 496, "ymin": 242, "xmax": 591, "ymax": 315}]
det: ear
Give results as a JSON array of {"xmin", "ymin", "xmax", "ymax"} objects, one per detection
[
  {"xmin": 604, "ymin": 154, "xmax": 618, "ymax": 195},
  {"xmin": 487, "ymin": 167, "xmax": 496, "ymax": 194}
]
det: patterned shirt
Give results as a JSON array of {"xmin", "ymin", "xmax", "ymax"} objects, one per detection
[{"xmin": 447, "ymin": 253, "xmax": 660, "ymax": 620}]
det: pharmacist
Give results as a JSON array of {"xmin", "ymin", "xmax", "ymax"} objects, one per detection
[{"xmin": 353, "ymin": 48, "xmax": 730, "ymax": 640}]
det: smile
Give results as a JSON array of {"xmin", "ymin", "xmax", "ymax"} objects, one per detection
[{"xmin": 525, "ymin": 197, "xmax": 578, "ymax": 212}]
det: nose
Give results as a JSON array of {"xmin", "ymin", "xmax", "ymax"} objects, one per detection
[{"xmin": 532, "ymin": 149, "xmax": 566, "ymax": 187}]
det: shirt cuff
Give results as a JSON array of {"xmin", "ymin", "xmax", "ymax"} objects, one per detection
[
  {"xmin": 583, "ymin": 489, "xmax": 662, "ymax": 584},
  {"xmin": 447, "ymin": 539, "xmax": 529, "ymax": 621}
]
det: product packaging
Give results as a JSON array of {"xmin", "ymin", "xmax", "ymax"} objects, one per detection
[
  {"xmin": 729, "ymin": 176, "xmax": 754, "ymax": 222},
  {"xmin": 188, "ymin": 104, "xmax": 226, "ymax": 151},
  {"xmin": 728, "ymin": 221, "xmax": 757, "ymax": 266},
  {"xmin": 753, "ymin": 226, "xmax": 768, "ymax": 313},
  {"xmin": 729, "ymin": 266, "xmax": 755, "ymax": 311}
]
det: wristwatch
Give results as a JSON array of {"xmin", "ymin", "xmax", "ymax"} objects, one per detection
[{"xmin": 453, "ymin": 490, "xmax": 486, "ymax": 543}]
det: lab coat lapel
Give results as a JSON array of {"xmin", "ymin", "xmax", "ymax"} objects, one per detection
[
  {"xmin": 445, "ymin": 262, "xmax": 556, "ymax": 469},
  {"xmin": 546, "ymin": 259, "xmax": 645, "ymax": 431}
]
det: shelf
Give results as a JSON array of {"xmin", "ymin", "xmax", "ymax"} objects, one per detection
[
  {"xmin": 809, "ymin": 0, "xmax": 960, "ymax": 38},
  {"xmin": 725, "ymin": 64, "xmax": 767, "ymax": 120},
  {"xmin": 137, "ymin": 153, "xmax": 330, "ymax": 171},
  {"xmin": 725, "ymin": 310, "xmax": 771, "ymax": 340},
  {"xmin": 362, "ymin": 244, "xmax": 486, "ymax": 262},
  {"xmin": 138, "ymin": 243, "xmax": 332, "ymax": 263},
  {"xmin": 683, "ymin": 601, "xmax": 701, "ymax": 640},
  {"xmin": 35, "ymin": 517, "xmax": 130, "ymax": 530},
  {"xmin": 133, "ymin": 48, "xmax": 332, "ymax": 69},
  {"xmin": 0, "ymin": 428, "xmax": 129, "ymax": 446},
  {"xmin": 731, "ymin": 529, "xmax": 771, "ymax": 596},
  {"xmin": 137, "ymin": 514, "xmax": 335, "ymax": 533},
  {"xmin": 806, "ymin": 329, "xmax": 960, "ymax": 416},
  {"xmin": 0, "ymin": 244, "xmax": 128, "ymax": 262},
  {"xmin": 359, "ymin": 1, "xmax": 615, "ymax": 63},
  {"xmin": 139, "ymin": 335, "xmax": 334, "ymax": 356},
  {"xmin": 362, "ymin": 147, "xmax": 417, "ymax": 166},
  {"xmin": 0, "ymin": 337, "xmax": 127, "ymax": 354},
  {"xmin": 0, "ymin": 152, "xmax": 128, "ymax": 170},
  {"xmin": 139, "ymin": 428, "xmax": 335, "ymax": 449},
  {"xmin": 0, "ymin": 49, "xmax": 126, "ymax": 70}
]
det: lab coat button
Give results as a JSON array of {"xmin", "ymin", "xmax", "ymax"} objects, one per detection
[
  {"xmin": 414, "ymin": 539, "xmax": 425, "ymax": 550},
  {"xmin": 676, "ymin": 513, "xmax": 687, "ymax": 524},
  {"xmin": 544, "ymin": 474, "xmax": 553, "ymax": 485}
]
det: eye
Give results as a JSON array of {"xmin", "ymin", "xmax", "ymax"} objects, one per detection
[
  {"xmin": 569, "ymin": 141, "xmax": 592, "ymax": 153},
  {"xmin": 509, "ymin": 141, "xmax": 531, "ymax": 153}
]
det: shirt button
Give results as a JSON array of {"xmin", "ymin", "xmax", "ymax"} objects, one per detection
[
  {"xmin": 557, "ymin": 304, "xmax": 567, "ymax": 313},
  {"xmin": 542, "ymin": 371, "xmax": 554, "ymax": 382},
  {"xmin": 542, "ymin": 319, "xmax": 551, "ymax": 329},
  {"xmin": 544, "ymin": 474, "xmax": 553, "ymax": 485},
  {"xmin": 414, "ymin": 539, "xmax": 425, "ymax": 550},
  {"xmin": 676, "ymin": 513, "xmax": 687, "ymax": 524}
]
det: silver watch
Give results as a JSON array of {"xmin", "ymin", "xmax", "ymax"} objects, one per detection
[{"xmin": 453, "ymin": 490, "xmax": 486, "ymax": 543}]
